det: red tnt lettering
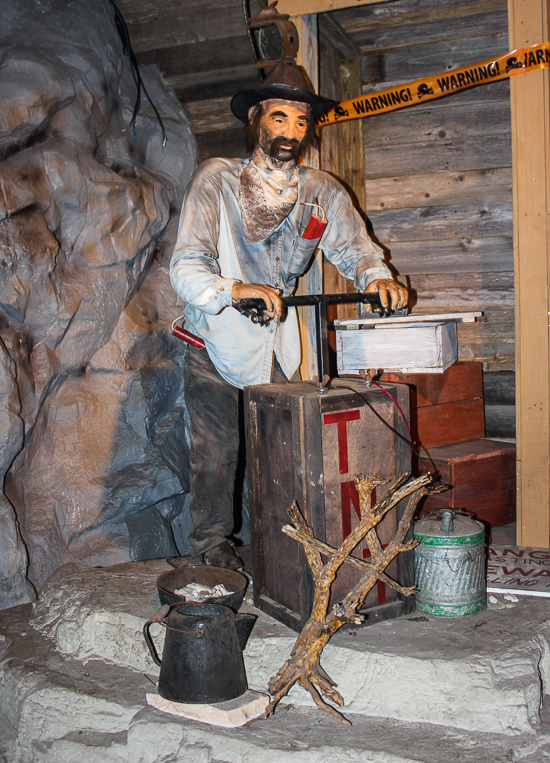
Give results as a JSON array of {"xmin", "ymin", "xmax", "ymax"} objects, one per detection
[
  {"xmin": 341, "ymin": 481, "xmax": 386, "ymax": 603},
  {"xmin": 341, "ymin": 480, "xmax": 361, "ymax": 538},
  {"xmin": 323, "ymin": 409, "xmax": 361, "ymax": 474}
]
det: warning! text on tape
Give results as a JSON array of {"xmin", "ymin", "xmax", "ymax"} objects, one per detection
[{"xmin": 317, "ymin": 43, "xmax": 550, "ymax": 127}]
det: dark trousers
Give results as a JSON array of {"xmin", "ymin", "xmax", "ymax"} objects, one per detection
[{"xmin": 184, "ymin": 344, "xmax": 294, "ymax": 556}]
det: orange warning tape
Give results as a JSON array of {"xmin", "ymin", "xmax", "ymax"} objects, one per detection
[{"xmin": 317, "ymin": 43, "xmax": 550, "ymax": 127}]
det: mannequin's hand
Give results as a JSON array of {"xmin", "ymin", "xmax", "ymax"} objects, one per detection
[
  {"xmin": 232, "ymin": 282, "xmax": 283, "ymax": 322},
  {"xmin": 364, "ymin": 279, "xmax": 408, "ymax": 313}
]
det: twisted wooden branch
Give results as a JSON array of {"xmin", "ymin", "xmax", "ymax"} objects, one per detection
[
  {"xmin": 282, "ymin": 524, "xmax": 416, "ymax": 597},
  {"xmin": 266, "ymin": 472, "xmax": 435, "ymax": 724}
]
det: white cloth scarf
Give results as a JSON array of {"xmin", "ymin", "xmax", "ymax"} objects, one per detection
[{"xmin": 239, "ymin": 148, "xmax": 299, "ymax": 244}]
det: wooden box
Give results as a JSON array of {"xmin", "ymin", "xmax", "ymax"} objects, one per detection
[
  {"xmin": 418, "ymin": 438, "xmax": 516, "ymax": 527},
  {"xmin": 336, "ymin": 321, "xmax": 457, "ymax": 375},
  {"xmin": 244, "ymin": 380, "xmax": 414, "ymax": 632},
  {"xmin": 380, "ymin": 362, "xmax": 485, "ymax": 449}
]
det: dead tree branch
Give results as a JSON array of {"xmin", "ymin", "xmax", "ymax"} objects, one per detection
[{"xmin": 266, "ymin": 472, "xmax": 435, "ymax": 725}]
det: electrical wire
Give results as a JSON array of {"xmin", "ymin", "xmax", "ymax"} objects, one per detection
[
  {"xmin": 370, "ymin": 382, "xmax": 440, "ymax": 478},
  {"xmin": 109, "ymin": 0, "xmax": 167, "ymax": 146},
  {"xmin": 300, "ymin": 201, "xmax": 327, "ymax": 219},
  {"xmin": 335, "ymin": 383, "xmax": 433, "ymax": 476},
  {"xmin": 171, "ymin": 314, "xmax": 185, "ymax": 331},
  {"xmin": 371, "ymin": 381, "xmax": 414, "ymax": 450}
]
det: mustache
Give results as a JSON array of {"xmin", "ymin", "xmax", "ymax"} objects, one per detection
[{"xmin": 269, "ymin": 136, "xmax": 302, "ymax": 158}]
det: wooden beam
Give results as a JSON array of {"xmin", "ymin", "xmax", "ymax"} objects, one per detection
[
  {"xmin": 292, "ymin": 13, "xmax": 323, "ymax": 381},
  {"xmin": 340, "ymin": 57, "xmax": 366, "ymax": 210},
  {"xmin": 365, "ymin": 168, "xmax": 513, "ymax": 212},
  {"xmin": 317, "ymin": 13, "xmax": 360, "ymax": 58},
  {"xmin": 508, "ymin": 0, "xmax": 550, "ymax": 546},
  {"xmin": 117, "ymin": 0, "xmax": 248, "ymax": 53},
  {"xmin": 184, "ymin": 97, "xmax": 241, "ymax": 133},
  {"xmin": 134, "ymin": 35, "xmax": 254, "ymax": 76},
  {"xmin": 278, "ymin": 0, "xmax": 382, "ymax": 15},
  {"xmin": 165, "ymin": 65, "xmax": 256, "ymax": 92},
  {"xmin": 338, "ymin": 0, "xmax": 507, "ymax": 35},
  {"xmin": 319, "ymin": 51, "xmax": 365, "ymax": 321},
  {"xmin": 318, "ymin": 22, "xmax": 349, "ymax": 324}
]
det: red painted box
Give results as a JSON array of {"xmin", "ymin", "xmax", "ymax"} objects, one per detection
[
  {"xmin": 380, "ymin": 362, "xmax": 485, "ymax": 449},
  {"xmin": 418, "ymin": 438, "xmax": 516, "ymax": 527}
]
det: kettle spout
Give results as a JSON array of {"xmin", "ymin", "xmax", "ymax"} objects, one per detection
[{"xmin": 235, "ymin": 613, "xmax": 257, "ymax": 651}]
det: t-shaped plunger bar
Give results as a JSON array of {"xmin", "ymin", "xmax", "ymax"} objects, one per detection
[{"xmin": 233, "ymin": 292, "xmax": 385, "ymax": 392}]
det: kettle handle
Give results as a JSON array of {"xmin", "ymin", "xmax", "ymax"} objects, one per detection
[
  {"xmin": 143, "ymin": 603, "xmax": 177, "ymax": 666},
  {"xmin": 143, "ymin": 619, "xmax": 163, "ymax": 667}
]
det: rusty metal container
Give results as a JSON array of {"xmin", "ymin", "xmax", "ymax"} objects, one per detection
[{"xmin": 414, "ymin": 509, "xmax": 486, "ymax": 617}]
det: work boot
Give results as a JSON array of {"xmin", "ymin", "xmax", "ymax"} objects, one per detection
[
  {"xmin": 166, "ymin": 553, "xmax": 202, "ymax": 569},
  {"xmin": 202, "ymin": 541, "xmax": 243, "ymax": 570}
]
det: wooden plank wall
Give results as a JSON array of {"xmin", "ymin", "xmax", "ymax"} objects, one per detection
[
  {"xmin": 329, "ymin": 0, "xmax": 515, "ymax": 437},
  {"xmin": 116, "ymin": 0, "xmax": 260, "ymax": 161}
]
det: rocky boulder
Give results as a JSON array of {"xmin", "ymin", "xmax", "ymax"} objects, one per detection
[{"xmin": 0, "ymin": 0, "xmax": 197, "ymax": 606}]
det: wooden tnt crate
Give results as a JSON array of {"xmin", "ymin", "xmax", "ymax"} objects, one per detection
[
  {"xmin": 418, "ymin": 438, "xmax": 516, "ymax": 527},
  {"xmin": 244, "ymin": 380, "xmax": 414, "ymax": 632},
  {"xmin": 380, "ymin": 362, "xmax": 485, "ymax": 449}
]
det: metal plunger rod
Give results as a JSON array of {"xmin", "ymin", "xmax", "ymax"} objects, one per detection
[
  {"xmin": 315, "ymin": 299, "xmax": 330, "ymax": 391},
  {"xmin": 236, "ymin": 293, "xmax": 384, "ymax": 309},
  {"xmin": 234, "ymin": 292, "xmax": 385, "ymax": 392}
]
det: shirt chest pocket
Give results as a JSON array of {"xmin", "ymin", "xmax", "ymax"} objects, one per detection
[{"xmin": 286, "ymin": 235, "xmax": 322, "ymax": 281}]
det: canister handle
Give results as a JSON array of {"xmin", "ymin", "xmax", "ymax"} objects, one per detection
[{"xmin": 440, "ymin": 510, "xmax": 455, "ymax": 533}]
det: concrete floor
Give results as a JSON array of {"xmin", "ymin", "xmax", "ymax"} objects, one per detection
[{"xmin": 2, "ymin": 542, "xmax": 550, "ymax": 763}]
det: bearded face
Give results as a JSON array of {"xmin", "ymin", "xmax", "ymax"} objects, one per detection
[{"xmin": 253, "ymin": 100, "xmax": 311, "ymax": 165}]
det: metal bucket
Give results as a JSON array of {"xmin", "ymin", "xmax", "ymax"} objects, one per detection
[{"xmin": 414, "ymin": 510, "xmax": 486, "ymax": 617}]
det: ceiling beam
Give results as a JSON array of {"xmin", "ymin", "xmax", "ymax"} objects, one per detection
[{"xmin": 276, "ymin": 0, "xmax": 382, "ymax": 16}]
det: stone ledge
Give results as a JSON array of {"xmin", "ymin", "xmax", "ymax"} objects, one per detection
[
  {"xmin": 26, "ymin": 559, "xmax": 550, "ymax": 735},
  {"xmin": 2, "ymin": 601, "xmax": 550, "ymax": 763}
]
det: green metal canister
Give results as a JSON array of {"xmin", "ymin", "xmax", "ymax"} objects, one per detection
[{"xmin": 414, "ymin": 510, "xmax": 486, "ymax": 617}]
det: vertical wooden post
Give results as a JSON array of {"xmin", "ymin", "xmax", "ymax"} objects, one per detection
[
  {"xmin": 292, "ymin": 13, "xmax": 323, "ymax": 380},
  {"xmin": 340, "ymin": 58, "xmax": 366, "ymax": 211},
  {"xmin": 508, "ymin": 0, "xmax": 550, "ymax": 546},
  {"xmin": 319, "ymin": 49, "xmax": 365, "ymax": 320}
]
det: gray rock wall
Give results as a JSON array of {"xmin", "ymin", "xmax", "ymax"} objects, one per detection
[{"xmin": 0, "ymin": 0, "xmax": 198, "ymax": 606}]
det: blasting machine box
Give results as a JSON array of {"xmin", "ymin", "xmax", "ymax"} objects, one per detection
[{"xmin": 244, "ymin": 380, "xmax": 414, "ymax": 632}]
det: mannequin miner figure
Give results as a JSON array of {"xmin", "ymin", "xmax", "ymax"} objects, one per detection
[{"xmin": 170, "ymin": 60, "xmax": 408, "ymax": 570}]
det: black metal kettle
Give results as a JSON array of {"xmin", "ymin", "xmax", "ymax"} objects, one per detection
[{"xmin": 143, "ymin": 602, "xmax": 257, "ymax": 704}]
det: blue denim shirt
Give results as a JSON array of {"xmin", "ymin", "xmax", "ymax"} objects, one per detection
[{"xmin": 170, "ymin": 157, "xmax": 391, "ymax": 388}]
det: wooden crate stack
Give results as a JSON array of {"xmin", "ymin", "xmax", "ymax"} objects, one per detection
[{"xmin": 380, "ymin": 362, "xmax": 516, "ymax": 528}]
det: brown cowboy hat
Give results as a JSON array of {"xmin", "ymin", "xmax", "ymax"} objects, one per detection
[{"xmin": 231, "ymin": 60, "xmax": 336, "ymax": 122}]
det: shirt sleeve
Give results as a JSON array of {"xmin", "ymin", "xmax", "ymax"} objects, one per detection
[
  {"xmin": 170, "ymin": 168, "xmax": 237, "ymax": 314},
  {"xmin": 319, "ymin": 184, "xmax": 392, "ymax": 291}
]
